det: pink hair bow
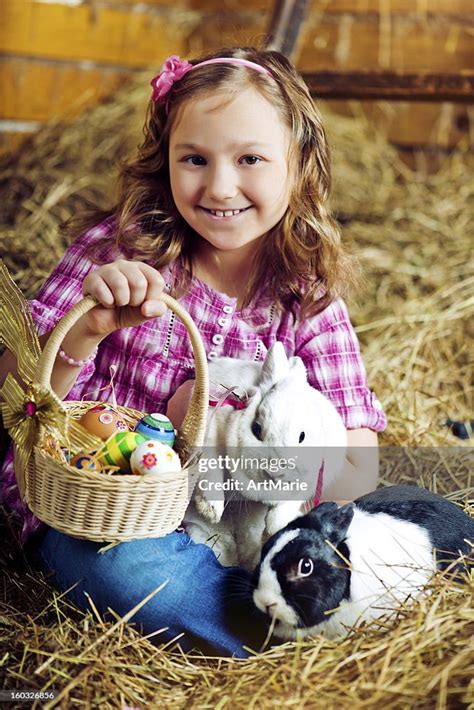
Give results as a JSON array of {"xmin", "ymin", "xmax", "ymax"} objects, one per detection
[{"xmin": 150, "ymin": 55, "xmax": 193, "ymax": 103}]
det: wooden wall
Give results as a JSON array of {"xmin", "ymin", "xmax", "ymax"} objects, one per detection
[
  {"xmin": 184, "ymin": 0, "xmax": 473, "ymax": 161},
  {"xmin": 0, "ymin": 0, "xmax": 191, "ymax": 151},
  {"xmin": 1, "ymin": 0, "xmax": 473, "ymax": 162}
]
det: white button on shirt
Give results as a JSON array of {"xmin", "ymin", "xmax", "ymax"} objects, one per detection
[
  {"xmin": 222, "ymin": 305, "xmax": 233, "ymax": 314},
  {"xmin": 208, "ymin": 351, "xmax": 219, "ymax": 359},
  {"xmin": 217, "ymin": 317, "xmax": 229, "ymax": 327},
  {"xmin": 212, "ymin": 333, "xmax": 224, "ymax": 345}
]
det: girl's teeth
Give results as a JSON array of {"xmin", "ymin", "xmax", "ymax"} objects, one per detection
[{"xmin": 209, "ymin": 208, "xmax": 245, "ymax": 217}]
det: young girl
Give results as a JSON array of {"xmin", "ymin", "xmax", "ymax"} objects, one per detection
[{"xmin": 0, "ymin": 47, "xmax": 386, "ymax": 657}]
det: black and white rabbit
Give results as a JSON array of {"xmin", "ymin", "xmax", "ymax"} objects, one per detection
[{"xmin": 252, "ymin": 485, "xmax": 474, "ymax": 640}]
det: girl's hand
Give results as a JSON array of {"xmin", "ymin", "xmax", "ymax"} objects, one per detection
[
  {"xmin": 82, "ymin": 260, "xmax": 168, "ymax": 336},
  {"xmin": 166, "ymin": 379, "xmax": 195, "ymax": 429}
]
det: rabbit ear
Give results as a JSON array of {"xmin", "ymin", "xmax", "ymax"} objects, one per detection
[
  {"xmin": 320, "ymin": 504, "xmax": 355, "ymax": 544},
  {"xmin": 296, "ymin": 503, "xmax": 355, "ymax": 545},
  {"xmin": 257, "ymin": 342, "xmax": 289, "ymax": 388},
  {"xmin": 288, "ymin": 355, "xmax": 307, "ymax": 380}
]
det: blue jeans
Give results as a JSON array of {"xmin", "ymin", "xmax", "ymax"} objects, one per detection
[{"xmin": 35, "ymin": 528, "xmax": 269, "ymax": 658}]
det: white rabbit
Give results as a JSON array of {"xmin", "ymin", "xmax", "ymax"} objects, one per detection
[{"xmin": 183, "ymin": 342, "xmax": 347, "ymax": 571}]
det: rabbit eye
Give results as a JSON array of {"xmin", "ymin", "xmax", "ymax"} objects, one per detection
[
  {"xmin": 251, "ymin": 421, "xmax": 263, "ymax": 441},
  {"xmin": 299, "ymin": 431, "xmax": 305, "ymax": 443},
  {"xmin": 297, "ymin": 557, "xmax": 314, "ymax": 577}
]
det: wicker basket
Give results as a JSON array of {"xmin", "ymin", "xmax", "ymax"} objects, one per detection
[{"xmin": 16, "ymin": 294, "xmax": 209, "ymax": 543}]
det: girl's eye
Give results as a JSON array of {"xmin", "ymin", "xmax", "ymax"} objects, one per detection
[
  {"xmin": 183, "ymin": 156, "xmax": 206, "ymax": 166},
  {"xmin": 240, "ymin": 155, "xmax": 261, "ymax": 165},
  {"xmin": 297, "ymin": 557, "xmax": 314, "ymax": 577}
]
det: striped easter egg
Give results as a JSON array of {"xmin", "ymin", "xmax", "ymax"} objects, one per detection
[
  {"xmin": 97, "ymin": 431, "xmax": 146, "ymax": 473},
  {"xmin": 134, "ymin": 413, "xmax": 176, "ymax": 446}
]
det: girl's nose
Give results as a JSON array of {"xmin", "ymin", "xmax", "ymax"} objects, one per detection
[{"xmin": 205, "ymin": 164, "xmax": 239, "ymax": 203}]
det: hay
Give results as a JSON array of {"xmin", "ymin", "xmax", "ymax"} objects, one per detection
[
  {"xmin": 326, "ymin": 110, "xmax": 473, "ymax": 449},
  {"xmin": 1, "ymin": 510, "xmax": 473, "ymax": 709},
  {"xmin": 1, "ymin": 75, "xmax": 473, "ymax": 708}
]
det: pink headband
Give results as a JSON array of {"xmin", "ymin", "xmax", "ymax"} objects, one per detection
[{"xmin": 150, "ymin": 55, "xmax": 272, "ymax": 108}]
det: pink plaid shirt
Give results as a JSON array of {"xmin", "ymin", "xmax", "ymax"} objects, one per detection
[{"xmin": 1, "ymin": 220, "xmax": 386, "ymax": 543}]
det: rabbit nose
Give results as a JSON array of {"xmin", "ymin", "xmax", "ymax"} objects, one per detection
[{"xmin": 251, "ymin": 420, "xmax": 263, "ymax": 441}]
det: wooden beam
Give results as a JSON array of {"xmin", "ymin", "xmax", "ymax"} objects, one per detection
[
  {"xmin": 265, "ymin": 0, "xmax": 311, "ymax": 59},
  {"xmin": 302, "ymin": 70, "xmax": 474, "ymax": 103}
]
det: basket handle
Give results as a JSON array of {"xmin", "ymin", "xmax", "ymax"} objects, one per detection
[{"xmin": 35, "ymin": 295, "xmax": 209, "ymax": 447}]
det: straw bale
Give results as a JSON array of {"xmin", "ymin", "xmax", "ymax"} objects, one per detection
[{"xmin": 0, "ymin": 75, "xmax": 472, "ymax": 708}]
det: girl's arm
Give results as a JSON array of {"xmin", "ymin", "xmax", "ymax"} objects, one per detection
[
  {"xmin": 0, "ymin": 260, "xmax": 167, "ymax": 400},
  {"xmin": 298, "ymin": 428, "xmax": 378, "ymax": 511},
  {"xmin": 294, "ymin": 299, "xmax": 386, "ymax": 503},
  {"xmin": 322, "ymin": 427, "xmax": 379, "ymax": 501},
  {"xmin": 0, "ymin": 324, "xmax": 104, "ymax": 400}
]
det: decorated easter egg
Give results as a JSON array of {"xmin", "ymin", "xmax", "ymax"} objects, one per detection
[
  {"xmin": 130, "ymin": 440, "xmax": 181, "ymax": 476},
  {"xmin": 79, "ymin": 403, "xmax": 128, "ymax": 440},
  {"xmin": 96, "ymin": 431, "xmax": 146, "ymax": 473},
  {"xmin": 70, "ymin": 453, "xmax": 102, "ymax": 472},
  {"xmin": 134, "ymin": 413, "xmax": 176, "ymax": 446}
]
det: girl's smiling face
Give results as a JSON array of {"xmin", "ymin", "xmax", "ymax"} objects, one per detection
[{"xmin": 169, "ymin": 86, "xmax": 292, "ymax": 256}]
